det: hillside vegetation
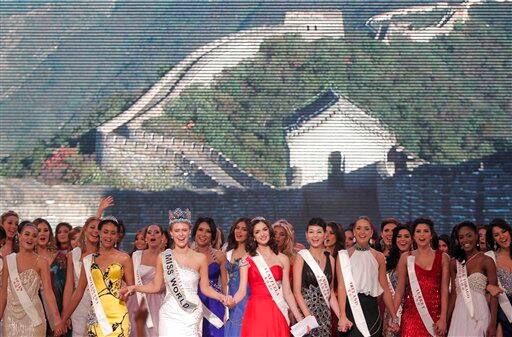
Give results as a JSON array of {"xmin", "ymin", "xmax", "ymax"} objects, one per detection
[
  {"xmin": 0, "ymin": 0, "xmax": 445, "ymax": 156},
  {"xmin": 146, "ymin": 2, "xmax": 511, "ymax": 186}
]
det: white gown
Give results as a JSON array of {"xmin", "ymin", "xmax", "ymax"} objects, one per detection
[
  {"xmin": 71, "ymin": 257, "xmax": 91, "ymax": 337},
  {"xmin": 448, "ymin": 272, "xmax": 490, "ymax": 337},
  {"xmin": 159, "ymin": 262, "xmax": 203, "ymax": 337}
]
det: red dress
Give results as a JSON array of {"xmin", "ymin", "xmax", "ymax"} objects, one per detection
[
  {"xmin": 241, "ymin": 257, "xmax": 290, "ymax": 337},
  {"xmin": 400, "ymin": 250, "xmax": 443, "ymax": 337}
]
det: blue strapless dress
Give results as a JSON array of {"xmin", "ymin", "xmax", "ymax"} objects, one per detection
[{"xmin": 198, "ymin": 262, "xmax": 225, "ymax": 337}]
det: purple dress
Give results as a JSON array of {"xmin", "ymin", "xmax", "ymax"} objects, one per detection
[{"xmin": 198, "ymin": 262, "xmax": 225, "ymax": 337}]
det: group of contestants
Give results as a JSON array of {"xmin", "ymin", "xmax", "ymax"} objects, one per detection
[{"xmin": 0, "ymin": 198, "xmax": 510, "ymax": 337}]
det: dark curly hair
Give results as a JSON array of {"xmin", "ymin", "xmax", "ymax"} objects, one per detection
[
  {"xmin": 386, "ymin": 225, "xmax": 412, "ymax": 272},
  {"xmin": 486, "ymin": 218, "xmax": 512, "ymax": 259},
  {"xmin": 412, "ymin": 217, "xmax": 438, "ymax": 249},
  {"xmin": 193, "ymin": 217, "xmax": 217, "ymax": 243},
  {"xmin": 226, "ymin": 217, "xmax": 250, "ymax": 252},
  {"xmin": 452, "ymin": 221, "xmax": 479, "ymax": 263},
  {"xmin": 246, "ymin": 218, "xmax": 278, "ymax": 256},
  {"xmin": 438, "ymin": 234, "xmax": 452, "ymax": 256}
]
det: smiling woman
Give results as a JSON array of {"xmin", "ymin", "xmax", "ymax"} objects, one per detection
[
  {"xmin": 56, "ymin": 218, "xmax": 134, "ymax": 337},
  {"xmin": 1, "ymin": 222, "xmax": 63, "ymax": 337},
  {"xmin": 127, "ymin": 224, "xmax": 165, "ymax": 337},
  {"xmin": 33, "ymin": 218, "xmax": 68, "ymax": 335},
  {"xmin": 293, "ymin": 218, "xmax": 337, "ymax": 337},
  {"xmin": 193, "ymin": 217, "xmax": 227, "ymax": 337},
  {"xmin": 230, "ymin": 217, "xmax": 303, "ymax": 337},
  {"xmin": 118, "ymin": 208, "xmax": 227, "ymax": 337},
  {"xmin": 447, "ymin": 221, "xmax": 498, "ymax": 337}
]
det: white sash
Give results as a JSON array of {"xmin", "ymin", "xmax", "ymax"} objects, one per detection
[
  {"xmin": 71, "ymin": 247, "xmax": 81, "ymax": 281},
  {"xmin": 162, "ymin": 249, "xmax": 198, "ymax": 313},
  {"xmin": 386, "ymin": 273, "xmax": 402, "ymax": 322},
  {"xmin": 298, "ymin": 250, "xmax": 331, "ymax": 309},
  {"xmin": 6, "ymin": 253, "xmax": 43, "ymax": 327},
  {"xmin": 456, "ymin": 261, "xmax": 474, "ymax": 318},
  {"xmin": 225, "ymin": 249, "xmax": 234, "ymax": 321},
  {"xmin": 407, "ymin": 255, "xmax": 435, "ymax": 336},
  {"xmin": 83, "ymin": 254, "xmax": 113, "ymax": 336},
  {"xmin": 251, "ymin": 254, "xmax": 290, "ymax": 325},
  {"xmin": 202, "ymin": 303, "xmax": 224, "ymax": 328},
  {"xmin": 485, "ymin": 251, "xmax": 512, "ymax": 322},
  {"xmin": 338, "ymin": 251, "xmax": 370, "ymax": 337},
  {"xmin": 132, "ymin": 250, "xmax": 154, "ymax": 329}
]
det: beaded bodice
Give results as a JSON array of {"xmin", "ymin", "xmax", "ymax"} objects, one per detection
[
  {"xmin": 457, "ymin": 272, "xmax": 487, "ymax": 295},
  {"xmin": 497, "ymin": 267, "xmax": 512, "ymax": 295}
]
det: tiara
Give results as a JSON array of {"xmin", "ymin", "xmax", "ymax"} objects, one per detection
[
  {"xmin": 102, "ymin": 215, "xmax": 119, "ymax": 224},
  {"xmin": 169, "ymin": 208, "xmax": 192, "ymax": 225}
]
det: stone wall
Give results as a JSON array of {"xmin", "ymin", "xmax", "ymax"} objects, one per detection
[
  {"xmin": 376, "ymin": 152, "xmax": 512, "ymax": 234},
  {"xmin": 286, "ymin": 95, "xmax": 396, "ymax": 187}
]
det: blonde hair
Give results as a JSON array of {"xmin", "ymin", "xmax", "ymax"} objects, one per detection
[
  {"xmin": 77, "ymin": 216, "xmax": 100, "ymax": 250},
  {"xmin": 272, "ymin": 221, "xmax": 294, "ymax": 258}
]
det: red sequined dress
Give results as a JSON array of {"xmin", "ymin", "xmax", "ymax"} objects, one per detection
[
  {"xmin": 400, "ymin": 250, "xmax": 443, "ymax": 337},
  {"xmin": 241, "ymin": 257, "xmax": 290, "ymax": 337}
]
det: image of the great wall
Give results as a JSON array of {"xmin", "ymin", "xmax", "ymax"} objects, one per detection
[{"xmin": 1, "ymin": 0, "xmax": 510, "ymax": 241}]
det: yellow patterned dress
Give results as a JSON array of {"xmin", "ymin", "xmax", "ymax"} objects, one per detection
[{"xmin": 87, "ymin": 261, "xmax": 130, "ymax": 337}]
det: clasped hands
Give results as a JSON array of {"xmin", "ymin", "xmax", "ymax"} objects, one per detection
[
  {"xmin": 119, "ymin": 285, "xmax": 136, "ymax": 301},
  {"xmin": 53, "ymin": 319, "xmax": 69, "ymax": 336},
  {"xmin": 221, "ymin": 294, "xmax": 236, "ymax": 308}
]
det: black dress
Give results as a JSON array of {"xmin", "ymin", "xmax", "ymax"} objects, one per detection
[{"xmin": 302, "ymin": 251, "xmax": 333, "ymax": 337}]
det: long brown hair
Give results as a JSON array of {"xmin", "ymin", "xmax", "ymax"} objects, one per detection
[
  {"xmin": 33, "ymin": 218, "xmax": 57, "ymax": 252},
  {"xmin": 246, "ymin": 218, "xmax": 278, "ymax": 256}
]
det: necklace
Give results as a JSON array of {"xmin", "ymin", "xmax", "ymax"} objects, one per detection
[{"xmin": 355, "ymin": 243, "xmax": 370, "ymax": 251}]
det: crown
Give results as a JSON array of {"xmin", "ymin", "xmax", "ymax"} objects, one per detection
[
  {"xmin": 102, "ymin": 215, "xmax": 119, "ymax": 224},
  {"xmin": 168, "ymin": 208, "xmax": 192, "ymax": 225}
]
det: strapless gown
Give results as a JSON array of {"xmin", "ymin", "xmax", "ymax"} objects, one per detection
[
  {"xmin": 497, "ymin": 267, "xmax": 512, "ymax": 336},
  {"xmin": 448, "ymin": 272, "xmax": 489, "ymax": 337},
  {"xmin": 400, "ymin": 250, "xmax": 443, "ymax": 337},
  {"xmin": 198, "ymin": 262, "xmax": 224, "ymax": 337},
  {"xmin": 159, "ymin": 263, "xmax": 202, "ymax": 337},
  {"xmin": 241, "ymin": 257, "xmax": 290, "ymax": 337},
  {"xmin": 87, "ymin": 262, "xmax": 130, "ymax": 337},
  {"xmin": 71, "ymin": 256, "xmax": 91, "ymax": 337}
]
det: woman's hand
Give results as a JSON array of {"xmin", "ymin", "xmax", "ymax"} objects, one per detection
[
  {"xmin": 338, "ymin": 316, "xmax": 353, "ymax": 332},
  {"xmin": 54, "ymin": 319, "xmax": 68, "ymax": 336},
  {"xmin": 486, "ymin": 284, "xmax": 504, "ymax": 297},
  {"xmin": 435, "ymin": 317, "xmax": 447, "ymax": 336},
  {"xmin": 119, "ymin": 285, "xmax": 136, "ymax": 301}
]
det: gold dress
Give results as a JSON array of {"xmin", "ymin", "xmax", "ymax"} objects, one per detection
[
  {"xmin": 2, "ymin": 269, "xmax": 46, "ymax": 337},
  {"xmin": 87, "ymin": 261, "xmax": 130, "ymax": 337}
]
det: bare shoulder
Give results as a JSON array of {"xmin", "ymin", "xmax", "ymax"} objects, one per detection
[
  {"xmin": 36, "ymin": 255, "xmax": 49, "ymax": 270},
  {"xmin": 481, "ymin": 254, "xmax": 495, "ymax": 266},
  {"xmin": 192, "ymin": 250, "xmax": 208, "ymax": 263},
  {"xmin": 278, "ymin": 252, "xmax": 290, "ymax": 266},
  {"xmin": 441, "ymin": 252, "xmax": 450, "ymax": 264}
]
